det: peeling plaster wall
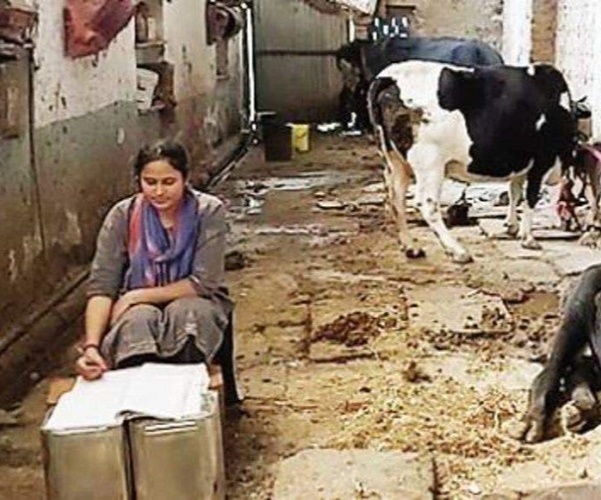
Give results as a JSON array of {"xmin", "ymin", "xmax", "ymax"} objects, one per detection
[
  {"xmin": 502, "ymin": 0, "xmax": 532, "ymax": 64},
  {"xmin": 556, "ymin": 0, "xmax": 601, "ymax": 138},
  {"xmin": 28, "ymin": 1, "xmax": 139, "ymax": 293},
  {"xmin": 0, "ymin": 49, "xmax": 45, "ymax": 328},
  {"xmin": 163, "ymin": 0, "xmax": 244, "ymax": 173},
  {"xmin": 33, "ymin": 2, "xmax": 137, "ymax": 128},
  {"xmin": 164, "ymin": 0, "xmax": 215, "ymax": 99}
]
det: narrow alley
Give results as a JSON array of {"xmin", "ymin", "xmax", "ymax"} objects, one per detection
[
  {"xmin": 5, "ymin": 134, "xmax": 601, "ymax": 498},
  {"xmin": 4, "ymin": 0, "xmax": 601, "ymax": 498}
]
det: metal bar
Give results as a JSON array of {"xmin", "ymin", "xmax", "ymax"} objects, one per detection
[{"xmin": 255, "ymin": 49, "xmax": 338, "ymax": 57}]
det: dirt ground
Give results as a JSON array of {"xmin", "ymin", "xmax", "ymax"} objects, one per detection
[{"xmin": 2, "ymin": 133, "xmax": 601, "ymax": 499}]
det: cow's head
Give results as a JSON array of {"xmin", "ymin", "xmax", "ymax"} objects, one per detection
[
  {"xmin": 530, "ymin": 64, "xmax": 569, "ymax": 106},
  {"xmin": 438, "ymin": 64, "xmax": 579, "ymax": 170},
  {"xmin": 438, "ymin": 64, "xmax": 572, "ymax": 115},
  {"xmin": 437, "ymin": 67, "xmax": 493, "ymax": 112}
]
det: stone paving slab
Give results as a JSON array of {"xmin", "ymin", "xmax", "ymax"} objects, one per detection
[
  {"xmin": 522, "ymin": 482, "xmax": 601, "ymax": 499},
  {"xmin": 482, "ymin": 222, "xmax": 601, "ymax": 277},
  {"xmin": 472, "ymin": 257, "xmax": 560, "ymax": 286},
  {"xmin": 272, "ymin": 449, "xmax": 434, "ymax": 499},
  {"xmin": 420, "ymin": 353, "xmax": 543, "ymax": 393},
  {"xmin": 493, "ymin": 240, "xmax": 552, "ymax": 260},
  {"xmin": 541, "ymin": 241, "xmax": 601, "ymax": 276},
  {"xmin": 479, "ymin": 219, "xmax": 579, "ymax": 241},
  {"xmin": 409, "ymin": 284, "xmax": 510, "ymax": 333},
  {"xmin": 491, "ymin": 470, "xmax": 601, "ymax": 500}
]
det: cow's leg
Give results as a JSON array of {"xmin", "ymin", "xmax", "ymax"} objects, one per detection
[
  {"xmin": 410, "ymin": 146, "xmax": 472, "ymax": 263},
  {"xmin": 388, "ymin": 148, "xmax": 424, "ymax": 258},
  {"xmin": 375, "ymin": 127, "xmax": 424, "ymax": 257},
  {"xmin": 504, "ymin": 175, "xmax": 524, "ymax": 237},
  {"xmin": 585, "ymin": 164, "xmax": 601, "ymax": 227},
  {"xmin": 520, "ymin": 173, "xmax": 543, "ymax": 250}
]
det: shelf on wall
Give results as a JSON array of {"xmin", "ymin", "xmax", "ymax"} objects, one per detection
[{"xmin": 135, "ymin": 39, "xmax": 165, "ymax": 65}]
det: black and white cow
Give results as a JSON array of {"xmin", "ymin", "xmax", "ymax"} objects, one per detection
[
  {"xmin": 368, "ymin": 60, "xmax": 577, "ymax": 263},
  {"xmin": 336, "ymin": 37, "xmax": 504, "ymax": 130}
]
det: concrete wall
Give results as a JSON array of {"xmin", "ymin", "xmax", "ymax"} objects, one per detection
[
  {"xmin": 502, "ymin": 0, "xmax": 601, "ymax": 137},
  {"xmin": 164, "ymin": 0, "xmax": 245, "ymax": 177},
  {"xmin": 555, "ymin": 0, "xmax": 601, "ymax": 137},
  {"xmin": 381, "ymin": 0, "xmax": 504, "ymax": 50},
  {"xmin": 0, "ymin": 49, "xmax": 45, "ymax": 328},
  {"xmin": 502, "ymin": 0, "xmax": 532, "ymax": 64},
  {"xmin": 32, "ymin": 1, "xmax": 139, "ymax": 287},
  {"xmin": 33, "ymin": 3, "xmax": 138, "ymax": 128}
]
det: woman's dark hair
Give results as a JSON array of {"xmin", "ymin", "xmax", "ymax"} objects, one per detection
[{"xmin": 134, "ymin": 139, "xmax": 189, "ymax": 179}]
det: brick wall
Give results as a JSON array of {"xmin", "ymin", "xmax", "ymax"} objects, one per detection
[{"xmin": 530, "ymin": 0, "xmax": 557, "ymax": 63}]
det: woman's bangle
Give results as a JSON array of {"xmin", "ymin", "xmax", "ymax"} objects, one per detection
[{"xmin": 79, "ymin": 343, "xmax": 99, "ymax": 354}]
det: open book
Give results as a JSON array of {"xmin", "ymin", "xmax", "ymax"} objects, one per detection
[{"xmin": 43, "ymin": 363, "xmax": 210, "ymax": 431}]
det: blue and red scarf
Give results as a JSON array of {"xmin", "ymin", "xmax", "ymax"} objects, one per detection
[{"xmin": 125, "ymin": 189, "xmax": 199, "ymax": 289}]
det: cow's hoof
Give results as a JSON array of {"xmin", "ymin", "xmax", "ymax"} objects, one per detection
[
  {"xmin": 405, "ymin": 247, "xmax": 426, "ymax": 259},
  {"xmin": 504, "ymin": 222, "xmax": 519, "ymax": 237},
  {"xmin": 521, "ymin": 239, "xmax": 542, "ymax": 250},
  {"xmin": 452, "ymin": 252, "xmax": 473, "ymax": 264}
]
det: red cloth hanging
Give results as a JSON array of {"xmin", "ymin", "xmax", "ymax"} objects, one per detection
[{"xmin": 64, "ymin": 0, "xmax": 135, "ymax": 58}]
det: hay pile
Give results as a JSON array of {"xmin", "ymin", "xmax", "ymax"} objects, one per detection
[{"xmin": 327, "ymin": 373, "xmax": 535, "ymax": 491}]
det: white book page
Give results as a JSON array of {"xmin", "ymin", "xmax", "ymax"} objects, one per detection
[
  {"xmin": 42, "ymin": 368, "xmax": 136, "ymax": 431},
  {"xmin": 121, "ymin": 363, "xmax": 209, "ymax": 420},
  {"xmin": 42, "ymin": 363, "xmax": 210, "ymax": 431}
]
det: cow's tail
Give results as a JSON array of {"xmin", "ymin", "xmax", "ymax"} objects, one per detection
[{"xmin": 367, "ymin": 77, "xmax": 397, "ymax": 152}]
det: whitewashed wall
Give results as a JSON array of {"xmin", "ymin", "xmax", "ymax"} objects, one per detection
[
  {"xmin": 502, "ymin": 0, "xmax": 532, "ymax": 65},
  {"xmin": 163, "ymin": 0, "xmax": 216, "ymax": 99},
  {"xmin": 33, "ymin": 2, "xmax": 137, "ymax": 128},
  {"xmin": 556, "ymin": 0, "xmax": 601, "ymax": 137}
]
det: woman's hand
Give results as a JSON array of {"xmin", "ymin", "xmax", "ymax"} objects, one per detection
[
  {"xmin": 110, "ymin": 290, "xmax": 144, "ymax": 326},
  {"xmin": 75, "ymin": 346, "xmax": 109, "ymax": 381}
]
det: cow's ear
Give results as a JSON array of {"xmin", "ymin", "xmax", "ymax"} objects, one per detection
[
  {"xmin": 438, "ymin": 67, "xmax": 481, "ymax": 111},
  {"xmin": 533, "ymin": 64, "xmax": 568, "ymax": 105}
]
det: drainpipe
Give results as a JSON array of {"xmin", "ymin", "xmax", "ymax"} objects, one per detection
[
  {"xmin": 243, "ymin": 0, "xmax": 257, "ymax": 133},
  {"xmin": 26, "ymin": 42, "xmax": 46, "ymax": 255},
  {"xmin": 206, "ymin": 0, "xmax": 257, "ymax": 190}
]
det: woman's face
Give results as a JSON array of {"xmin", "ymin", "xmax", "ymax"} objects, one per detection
[{"xmin": 139, "ymin": 159, "xmax": 186, "ymax": 213}]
